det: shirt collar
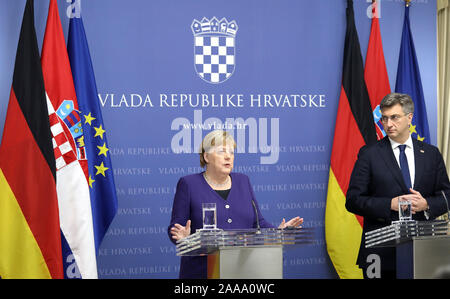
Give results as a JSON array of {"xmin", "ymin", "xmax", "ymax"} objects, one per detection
[{"xmin": 388, "ymin": 135, "xmax": 413, "ymax": 150}]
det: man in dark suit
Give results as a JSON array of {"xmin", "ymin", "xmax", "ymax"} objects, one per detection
[{"xmin": 346, "ymin": 93, "xmax": 450, "ymax": 279}]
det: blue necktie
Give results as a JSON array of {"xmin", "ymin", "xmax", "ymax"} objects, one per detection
[{"xmin": 398, "ymin": 145, "xmax": 412, "ymax": 190}]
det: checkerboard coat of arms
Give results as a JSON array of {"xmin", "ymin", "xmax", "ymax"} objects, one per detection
[{"xmin": 191, "ymin": 17, "xmax": 238, "ymax": 84}]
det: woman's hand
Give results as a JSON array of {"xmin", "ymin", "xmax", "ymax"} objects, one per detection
[
  {"xmin": 170, "ymin": 220, "xmax": 191, "ymax": 241},
  {"xmin": 278, "ymin": 216, "xmax": 303, "ymax": 229}
]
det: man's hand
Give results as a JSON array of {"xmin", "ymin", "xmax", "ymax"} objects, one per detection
[
  {"xmin": 391, "ymin": 189, "xmax": 428, "ymax": 214},
  {"xmin": 407, "ymin": 188, "xmax": 428, "ymax": 213},
  {"xmin": 391, "ymin": 196, "xmax": 400, "ymax": 211}
]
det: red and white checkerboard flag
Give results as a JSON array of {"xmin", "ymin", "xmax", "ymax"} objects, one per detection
[
  {"xmin": 41, "ymin": 0, "xmax": 97, "ymax": 279},
  {"xmin": 46, "ymin": 97, "xmax": 77, "ymax": 170}
]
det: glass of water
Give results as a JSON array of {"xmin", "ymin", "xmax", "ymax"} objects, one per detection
[
  {"xmin": 202, "ymin": 203, "xmax": 217, "ymax": 229},
  {"xmin": 398, "ymin": 197, "xmax": 412, "ymax": 221}
]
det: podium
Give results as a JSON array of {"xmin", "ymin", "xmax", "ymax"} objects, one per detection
[
  {"xmin": 365, "ymin": 220, "xmax": 450, "ymax": 278},
  {"xmin": 176, "ymin": 228, "xmax": 313, "ymax": 279}
]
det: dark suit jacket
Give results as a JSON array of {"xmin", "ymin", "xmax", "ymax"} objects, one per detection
[{"xmin": 346, "ymin": 137, "xmax": 450, "ymax": 271}]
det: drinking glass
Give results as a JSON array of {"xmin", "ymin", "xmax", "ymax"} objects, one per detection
[
  {"xmin": 398, "ymin": 197, "xmax": 412, "ymax": 221},
  {"xmin": 202, "ymin": 203, "xmax": 217, "ymax": 229}
]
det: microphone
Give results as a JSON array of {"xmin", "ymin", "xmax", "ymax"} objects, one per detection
[
  {"xmin": 440, "ymin": 190, "xmax": 450, "ymax": 222},
  {"xmin": 251, "ymin": 200, "xmax": 261, "ymax": 233}
]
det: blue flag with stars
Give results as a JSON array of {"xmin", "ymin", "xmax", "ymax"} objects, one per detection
[
  {"xmin": 395, "ymin": 5, "xmax": 430, "ymax": 143},
  {"xmin": 67, "ymin": 13, "xmax": 118, "ymax": 253}
]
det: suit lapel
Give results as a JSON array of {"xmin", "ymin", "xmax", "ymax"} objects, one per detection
[
  {"xmin": 412, "ymin": 138, "xmax": 425, "ymax": 189},
  {"xmin": 378, "ymin": 137, "xmax": 409, "ymax": 193}
]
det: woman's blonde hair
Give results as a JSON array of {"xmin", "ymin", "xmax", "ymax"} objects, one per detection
[{"xmin": 199, "ymin": 130, "xmax": 236, "ymax": 168}]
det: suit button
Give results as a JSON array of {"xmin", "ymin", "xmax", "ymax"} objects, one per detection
[
  {"xmin": 227, "ymin": 218, "xmax": 232, "ymax": 223},
  {"xmin": 225, "ymin": 204, "xmax": 230, "ymax": 209}
]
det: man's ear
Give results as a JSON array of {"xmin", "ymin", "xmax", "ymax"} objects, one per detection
[{"xmin": 408, "ymin": 113, "xmax": 413, "ymax": 124}]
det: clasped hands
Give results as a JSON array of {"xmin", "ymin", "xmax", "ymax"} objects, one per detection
[
  {"xmin": 391, "ymin": 188, "xmax": 429, "ymax": 214},
  {"xmin": 170, "ymin": 216, "xmax": 304, "ymax": 241}
]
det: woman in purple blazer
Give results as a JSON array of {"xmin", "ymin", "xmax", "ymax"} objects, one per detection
[{"xmin": 168, "ymin": 130, "xmax": 303, "ymax": 279}]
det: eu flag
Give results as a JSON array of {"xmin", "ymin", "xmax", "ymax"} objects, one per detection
[
  {"xmin": 395, "ymin": 5, "xmax": 430, "ymax": 143},
  {"xmin": 67, "ymin": 12, "xmax": 118, "ymax": 253}
]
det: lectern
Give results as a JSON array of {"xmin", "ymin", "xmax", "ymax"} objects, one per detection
[
  {"xmin": 365, "ymin": 220, "xmax": 450, "ymax": 278},
  {"xmin": 176, "ymin": 228, "xmax": 313, "ymax": 279}
]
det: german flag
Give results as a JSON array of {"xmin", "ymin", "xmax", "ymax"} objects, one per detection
[
  {"xmin": 0, "ymin": 0, "xmax": 63, "ymax": 278},
  {"xmin": 325, "ymin": 0, "xmax": 377, "ymax": 279}
]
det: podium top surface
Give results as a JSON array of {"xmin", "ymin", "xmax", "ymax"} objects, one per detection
[
  {"xmin": 365, "ymin": 220, "xmax": 449, "ymax": 248},
  {"xmin": 176, "ymin": 227, "xmax": 314, "ymax": 256}
]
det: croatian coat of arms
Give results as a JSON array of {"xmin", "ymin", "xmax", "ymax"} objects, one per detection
[{"xmin": 191, "ymin": 17, "xmax": 238, "ymax": 84}]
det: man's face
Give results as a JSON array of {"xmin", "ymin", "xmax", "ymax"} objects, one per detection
[{"xmin": 381, "ymin": 104, "xmax": 413, "ymax": 143}]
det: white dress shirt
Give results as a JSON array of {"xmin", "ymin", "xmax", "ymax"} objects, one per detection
[
  {"xmin": 388, "ymin": 135, "xmax": 415, "ymax": 188},
  {"xmin": 389, "ymin": 135, "xmax": 431, "ymax": 218}
]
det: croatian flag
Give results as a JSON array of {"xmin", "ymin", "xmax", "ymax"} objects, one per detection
[{"xmin": 41, "ymin": 0, "xmax": 97, "ymax": 278}]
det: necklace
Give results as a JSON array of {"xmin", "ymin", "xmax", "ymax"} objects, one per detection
[{"xmin": 203, "ymin": 172, "xmax": 230, "ymax": 189}]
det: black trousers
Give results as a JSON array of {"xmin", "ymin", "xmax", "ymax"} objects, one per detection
[{"xmin": 361, "ymin": 266, "xmax": 396, "ymax": 279}]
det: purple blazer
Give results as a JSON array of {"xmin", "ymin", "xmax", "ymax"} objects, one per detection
[{"xmin": 168, "ymin": 172, "xmax": 274, "ymax": 279}]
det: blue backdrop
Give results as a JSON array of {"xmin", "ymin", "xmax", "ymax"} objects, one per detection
[{"xmin": 0, "ymin": 0, "xmax": 437, "ymax": 278}]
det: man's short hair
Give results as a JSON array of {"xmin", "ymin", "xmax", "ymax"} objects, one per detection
[{"xmin": 380, "ymin": 93, "xmax": 414, "ymax": 114}]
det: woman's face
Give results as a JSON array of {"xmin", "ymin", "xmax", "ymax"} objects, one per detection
[{"xmin": 204, "ymin": 144, "xmax": 235, "ymax": 175}]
